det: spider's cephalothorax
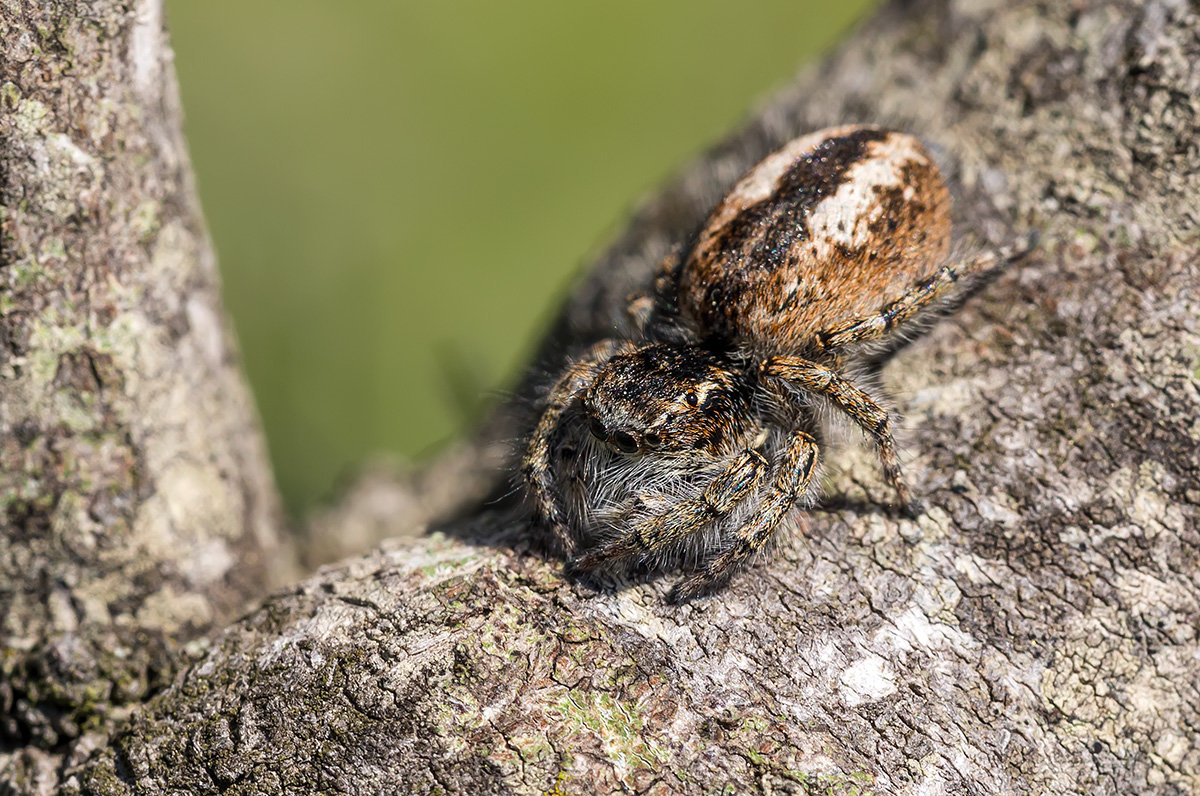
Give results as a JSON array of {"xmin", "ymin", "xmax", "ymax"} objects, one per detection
[
  {"xmin": 581, "ymin": 345, "xmax": 755, "ymax": 458},
  {"xmin": 522, "ymin": 125, "xmax": 1024, "ymax": 602}
]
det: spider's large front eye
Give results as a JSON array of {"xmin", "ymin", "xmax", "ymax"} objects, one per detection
[
  {"xmin": 611, "ymin": 431, "xmax": 639, "ymax": 454},
  {"xmin": 587, "ymin": 416, "xmax": 607, "ymax": 442}
]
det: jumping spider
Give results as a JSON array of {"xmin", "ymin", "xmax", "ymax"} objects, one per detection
[{"xmin": 522, "ymin": 125, "xmax": 1024, "ymax": 602}]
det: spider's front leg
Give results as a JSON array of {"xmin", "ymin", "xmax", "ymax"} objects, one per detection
[
  {"xmin": 568, "ymin": 446, "xmax": 769, "ymax": 573},
  {"xmin": 668, "ymin": 430, "xmax": 820, "ymax": 603},
  {"xmin": 762, "ymin": 356, "xmax": 914, "ymax": 513},
  {"xmin": 522, "ymin": 339, "xmax": 630, "ymax": 554}
]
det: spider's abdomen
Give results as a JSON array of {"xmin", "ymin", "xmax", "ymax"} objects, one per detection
[{"xmin": 677, "ymin": 125, "xmax": 952, "ymax": 351}]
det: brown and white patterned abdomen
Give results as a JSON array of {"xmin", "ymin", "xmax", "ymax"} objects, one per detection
[{"xmin": 678, "ymin": 126, "xmax": 952, "ymax": 352}]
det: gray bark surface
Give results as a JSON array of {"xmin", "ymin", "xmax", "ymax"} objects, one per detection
[
  {"xmin": 6, "ymin": 0, "xmax": 1200, "ymax": 794},
  {"xmin": 0, "ymin": 1, "xmax": 293, "ymax": 790}
]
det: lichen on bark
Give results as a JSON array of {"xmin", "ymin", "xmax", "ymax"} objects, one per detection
[
  {"xmin": 6, "ymin": 0, "xmax": 1200, "ymax": 794},
  {"xmin": 1, "ymin": 1, "xmax": 292, "ymax": 789}
]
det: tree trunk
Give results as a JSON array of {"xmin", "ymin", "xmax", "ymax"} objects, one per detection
[
  {"xmin": 8, "ymin": 0, "xmax": 1200, "ymax": 794},
  {"xmin": 0, "ymin": 1, "xmax": 293, "ymax": 790}
]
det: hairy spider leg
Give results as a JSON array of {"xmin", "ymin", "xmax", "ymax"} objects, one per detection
[
  {"xmin": 669, "ymin": 430, "xmax": 820, "ymax": 602},
  {"xmin": 762, "ymin": 357, "xmax": 912, "ymax": 511},
  {"xmin": 624, "ymin": 248, "xmax": 685, "ymax": 335},
  {"xmin": 816, "ymin": 242, "xmax": 1029, "ymax": 352},
  {"xmin": 523, "ymin": 339, "xmax": 631, "ymax": 554},
  {"xmin": 568, "ymin": 446, "xmax": 769, "ymax": 572}
]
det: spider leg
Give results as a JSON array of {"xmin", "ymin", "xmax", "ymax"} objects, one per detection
[
  {"xmin": 668, "ymin": 430, "xmax": 819, "ymax": 602},
  {"xmin": 815, "ymin": 240, "xmax": 1031, "ymax": 351},
  {"xmin": 762, "ymin": 356, "xmax": 912, "ymax": 511},
  {"xmin": 568, "ymin": 446, "xmax": 769, "ymax": 572},
  {"xmin": 522, "ymin": 339, "xmax": 630, "ymax": 554},
  {"xmin": 625, "ymin": 247, "xmax": 684, "ymax": 334}
]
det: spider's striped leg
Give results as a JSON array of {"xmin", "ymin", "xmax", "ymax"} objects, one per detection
[
  {"xmin": 669, "ymin": 430, "xmax": 819, "ymax": 602},
  {"xmin": 624, "ymin": 247, "xmax": 683, "ymax": 334},
  {"xmin": 815, "ymin": 240, "xmax": 1032, "ymax": 352},
  {"xmin": 568, "ymin": 446, "xmax": 769, "ymax": 573},
  {"xmin": 522, "ymin": 339, "xmax": 629, "ymax": 554},
  {"xmin": 763, "ymin": 356, "xmax": 912, "ymax": 512}
]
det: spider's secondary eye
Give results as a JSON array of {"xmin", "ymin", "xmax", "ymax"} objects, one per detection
[
  {"xmin": 588, "ymin": 416, "xmax": 607, "ymax": 441},
  {"xmin": 685, "ymin": 391, "xmax": 699, "ymax": 407},
  {"xmin": 643, "ymin": 432, "xmax": 661, "ymax": 447}
]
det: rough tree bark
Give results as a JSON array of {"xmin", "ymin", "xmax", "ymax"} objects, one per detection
[
  {"xmin": 5, "ymin": 0, "xmax": 1200, "ymax": 794},
  {"xmin": 0, "ymin": 1, "xmax": 294, "ymax": 791}
]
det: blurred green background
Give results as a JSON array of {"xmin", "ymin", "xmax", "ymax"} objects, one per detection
[{"xmin": 166, "ymin": 0, "xmax": 877, "ymax": 516}]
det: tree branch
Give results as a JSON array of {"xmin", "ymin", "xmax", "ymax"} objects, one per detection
[
  {"xmin": 5, "ymin": 0, "xmax": 1200, "ymax": 793},
  {"xmin": 1, "ymin": 0, "xmax": 293, "ymax": 788}
]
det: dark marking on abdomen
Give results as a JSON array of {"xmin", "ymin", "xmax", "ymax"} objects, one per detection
[{"xmin": 708, "ymin": 128, "xmax": 891, "ymax": 275}]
